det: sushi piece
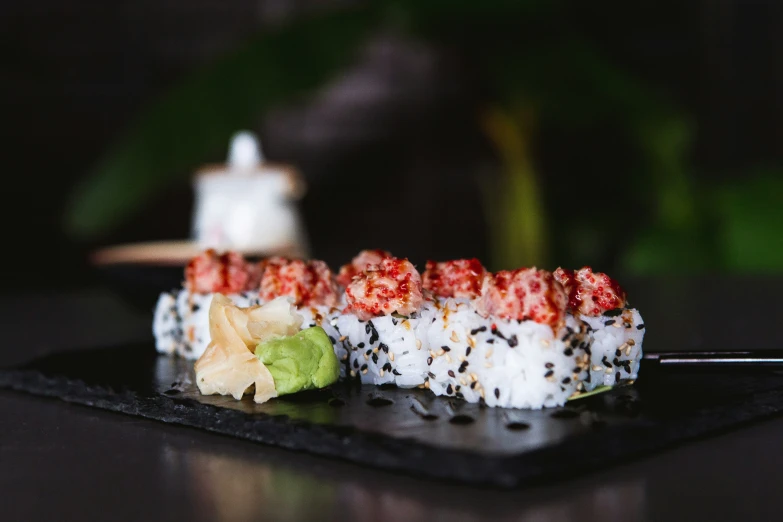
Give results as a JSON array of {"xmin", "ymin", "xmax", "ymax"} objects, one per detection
[
  {"xmin": 335, "ymin": 257, "xmax": 435, "ymax": 387},
  {"xmin": 554, "ymin": 267, "xmax": 644, "ymax": 390},
  {"xmin": 425, "ymin": 267, "xmax": 589, "ymax": 408},
  {"xmin": 425, "ymin": 298, "xmax": 590, "ymax": 408}
]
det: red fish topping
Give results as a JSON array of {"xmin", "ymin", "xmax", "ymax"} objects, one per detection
[
  {"xmin": 260, "ymin": 258, "xmax": 340, "ymax": 307},
  {"xmin": 344, "ymin": 257, "xmax": 424, "ymax": 320},
  {"xmin": 422, "ymin": 258, "xmax": 486, "ymax": 299},
  {"xmin": 336, "ymin": 249, "xmax": 392, "ymax": 287},
  {"xmin": 474, "ymin": 268, "xmax": 566, "ymax": 328},
  {"xmin": 553, "ymin": 266, "xmax": 626, "ymax": 316},
  {"xmin": 185, "ymin": 249, "xmax": 261, "ymax": 294}
]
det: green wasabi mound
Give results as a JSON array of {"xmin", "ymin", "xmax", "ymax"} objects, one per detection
[{"xmin": 255, "ymin": 326, "xmax": 340, "ymax": 396}]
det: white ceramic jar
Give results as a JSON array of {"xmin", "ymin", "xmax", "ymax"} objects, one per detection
[{"xmin": 191, "ymin": 131, "xmax": 308, "ymax": 257}]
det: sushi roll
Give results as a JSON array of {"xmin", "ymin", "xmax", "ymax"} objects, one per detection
[
  {"xmin": 335, "ymin": 256, "xmax": 436, "ymax": 387},
  {"xmin": 554, "ymin": 267, "xmax": 645, "ymax": 391},
  {"xmin": 424, "ymin": 298, "xmax": 591, "ymax": 408},
  {"xmin": 423, "ymin": 267, "xmax": 591, "ymax": 408},
  {"xmin": 152, "ymin": 249, "xmax": 646, "ymax": 409}
]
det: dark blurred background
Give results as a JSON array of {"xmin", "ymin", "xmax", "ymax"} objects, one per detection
[{"xmin": 2, "ymin": 0, "xmax": 782, "ymax": 294}]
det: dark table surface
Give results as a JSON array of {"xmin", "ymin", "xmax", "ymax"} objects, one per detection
[{"xmin": 2, "ymin": 278, "xmax": 782, "ymax": 522}]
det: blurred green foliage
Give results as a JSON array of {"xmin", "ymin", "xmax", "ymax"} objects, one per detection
[{"xmin": 65, "ymin": 0, "xmax": 783, "ymax": 275}]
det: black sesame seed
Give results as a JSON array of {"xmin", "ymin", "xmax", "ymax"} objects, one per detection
[
  {"xmin": 365, "ymin": 349, "xmax": 372, "ymax": 357},
  {"xmin": 392, "ymin": 318, "xmax": 398, "ymax": 326},
  {"xmin": 191, "ymin": 304, "xmax": 200, "ymax": 312},
  {"xmin": 612, "ymin": 357, "xmax": 620, "ymax": 366},
  {"xmin": 570, "ymin": 338, "xmax": 580, "ymax": 348},
  {"xmin": 441, "ymin": 346, "xmax": 451, "ymax": 352},
  {"xmin": 562, "ymin": 377, "xmax": 571, "ymax": 384},
  {"xmin": 615, "ymin": 371, "xmax": 621, "ymax": 383},
  {"xmin": 392, "ymin": 369, "xmax": 401, "ymax": 375},
  {"xmin": 465, "ymin": 346, "xmax": 472, "ymax": 356},
  {"xmin": 494, "ymin": 388, "xmax": 500, "ymax": 399},
  {"xmin": 446, "ymin": 384, "xmax": 453, "ymax": 394},
  {"xmin": 357, "ymin": 342, "xmax": 365, "ymax": 349},
  {"xmin": 448, "ymin": 370, "xmax": 456, "ymax": 378},
  {"xmin": 563, "ymin": 348, "xmax": 574, "ymax": 356},
  {"xmin": 458, "ymin": 361, "xmax": 468, "ymax": 373},
  {"xmin": 615, "ymin": 349, "xmax": 622, "ymax": 357},
  {"xmin": 544, "ymin": 370, "xmax": 554, "ymax": 378},
  {"xmin": 572, "ymin": 366, "xmax": 581, "ymax": 373},
  {"xmin": 379, "ymin": 343, "xmax": 389, "ymax": 353},
  {"xmin": 371, "ymin": 353, "xmax": 379, "ymax": 364},
  {"xmin": 507, "ymin": 335, "xmax": 518, "ymax": 347},
  {"xmin": 353, "ymin": 360, "xmax": 359, "ymax": 369},
  {"xmin": 383, "ymin": 362, "xmax": 392, "ymax": 372},
  {"xmin": 487, "ymin": 339, "xmax": 495, "ymax": 344},
  {"xmin": 602, "ymin": 356, "xmax": 612, "ymax": 367},
  {"xmin": 367, "ymin": 321, "xmax": 379, "ymax": 344},
  {"xmin": 637, "ymin": 323, "xmax": 645, "ymax": 330},
  {"xmin": 545, "ymin": 362, "xmax": 554, "ymax": 369},
  {"xmin": 427, "ymin": 357, "xmax": 433, "ymax": 365},
  {"xmin": 470, "ymin": 381, "xmax": 477, "ymax": 389},
  {"xmin": 455, "ymin": 385, "xmax": 461, "ymax": 391},
  {"xmin": 470, "ymin": 326, "xmax": 487, "ymax": 335},
  {"xmin": 604, "ymin": 319, "xmax": 616, "ymax": 326},
  {"xmin": 360, "ymin": 364, "xmax": 368, "ymax": 371},
  {"xmin": 455, "ymin": 392, "xmax": 465, "ymax": 400}
]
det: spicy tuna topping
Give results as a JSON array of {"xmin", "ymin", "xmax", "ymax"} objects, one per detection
[
  {"xmin": 553, "ymin": 266, "xmax": 626, "ymax": 316},
  {"xmin": 474, "ymin": 268, "xmax": 566, "ymax": 328},
  {"xmin": 344, "ymin": 257, "xmax": 424, "ymax": 320},
  {"xmin": 260, "ymin": 258, "xmax": 340, "ymax": 307},
  {"xmin": 422, "ymin": 258, "xmax": 486, "ymax": 299},
  {"xmin": 336, "ymin": 249, "xmax": 392, "ymax": 287},
  {"xmin": 185, "ymin": 249, "xmax": 261, "ymax": 294}
]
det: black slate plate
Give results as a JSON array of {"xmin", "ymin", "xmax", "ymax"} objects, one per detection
[{"xmin": 2, "ymin": 346, "xmax": 783, "ymax": 488}]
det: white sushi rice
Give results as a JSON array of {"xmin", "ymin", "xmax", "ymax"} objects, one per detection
[
  {"xmin": 152, "ymin": 290, "xmax": 645, "ymax": 408},
  {"xmin": 152, "ymin": 291, "xmax": 182, "ymax": 355},
  {"xmin": 425, "ymin": 299, "xmax": 590, "ymax": 408},
  {"xmin": 580, "ymin": 308, "xmax": 645, "ymax": 390},
  {"xmin": 333, "ymin": 301, "xmax": 437, "ymax": 387},
  {"xmin": 296, "ymin": 305, "xmax": 347, "ymax": 377}
]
